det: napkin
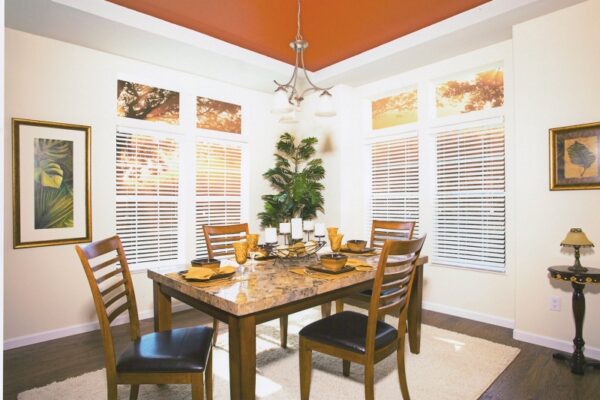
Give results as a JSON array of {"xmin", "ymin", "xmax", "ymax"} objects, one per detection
[
  {"xmin": 184, "ymin": 267, "xmax": 216, "ymax": 280},
  {"xmin": 346, "ymin": 258, "xmax": 373, "ymax": 271}
]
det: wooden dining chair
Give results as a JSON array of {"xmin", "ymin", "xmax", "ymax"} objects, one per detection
[
  {"xmin": 203, "ymin": 223, "xmax": 289, "ymax": 348},
  {"xmin": 299, "ymin": 236, "xmax": 426, "ymax": 400},
  {"xmin": 336, "ymin": 220, "xmax": 416, "ymax": 315},
  {"xmin": 75, "ymin": 236, "xmax": 213, "ymax": 400}
]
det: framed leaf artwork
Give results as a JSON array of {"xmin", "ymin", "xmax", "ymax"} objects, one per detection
[
  {"xmin": 12, "ymin": 118, "xmax": 92, "ymax": 248},
  {"xmin": 550, "ymin": 121, "xmax": 600, "ymax": 190}
]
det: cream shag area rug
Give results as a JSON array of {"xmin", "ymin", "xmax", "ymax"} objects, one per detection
[{"xmin": 19, "ymin": 307, "xmax": 519, "ymax": 400}]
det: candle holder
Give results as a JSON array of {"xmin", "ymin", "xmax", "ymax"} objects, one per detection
[
  {"xmin": 279, "ymin": 233, "xmax": 291, "ymax": 246},
  {"xmin": 315, "ymin": 235, "xmax": 325, "ymax": 244},
  {"xmin": 304, "ymin": 229, "xmax": 314, "ymax": 241},
  {"xmin": 264, "ymin": 241, "xmax": 278, "ymax": 254}
]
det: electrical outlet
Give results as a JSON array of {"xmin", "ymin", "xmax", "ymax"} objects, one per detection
[{"xmin": 549, "ymin": 296, "xmax": 561, "ymax": 311}]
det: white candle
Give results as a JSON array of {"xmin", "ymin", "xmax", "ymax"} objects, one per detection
[
  {"xmin": 265, "ymin": 227, "xmax": 278, "ymax": 244},
  {"xmin": 279, "ymin": 222, "xmax": 291, "ymax": 234},
  {"xmin": 314, "ymin": 223, "xmax": 325, "ymax": 236},
  {"xmin": 303, "ymin": 220, "xmax": 314, "ymax": 231},
  {"xmin": 291, "ymin": 218, "xmax": 303, "ymax": 239}
]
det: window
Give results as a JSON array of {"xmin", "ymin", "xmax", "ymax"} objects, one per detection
[
  {"xmin": 368, "ymin": 135, "xmax": 420, "ymax": 237},
  {"xmin": 116, "ymin": 129, "xmax": 181, "ymax": 266},
  {"xmin": 195, "ymin": 141, "xmax": 243, "ymax": 257},
  {"xmin": 433, "ymin": 123, "xmax": 505, "ymax": 271}
]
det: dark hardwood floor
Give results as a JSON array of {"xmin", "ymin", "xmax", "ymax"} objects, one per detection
[{"xmin": 4, "ymin": 308, "xmax": 599, "ymax": 399}]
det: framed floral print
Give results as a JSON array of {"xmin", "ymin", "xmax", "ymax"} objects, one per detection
[
  {"xmin": 550, "ymin": 121, "xmax": 600, "ymax": 190},
  {"xmin": 12, "ymin": 118, "xmax": 92, "ymax": 248}
]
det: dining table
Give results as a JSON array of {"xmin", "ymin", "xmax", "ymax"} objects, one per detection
[{"xmin": 148, "ymin": 252, "xmax": 428, "ymax": 400}]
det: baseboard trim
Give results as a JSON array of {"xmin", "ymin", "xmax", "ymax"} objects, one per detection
[
  {"xmin": 422, "ymin": 300, "xmax": 515, "ymax": 329},
  {"xmin": 4, "ymin": 303, "xmax": 193, "ymax": 350},
  {"xmin": 513, "ymin": 329, "xmax": 600, "ymax": 360}
]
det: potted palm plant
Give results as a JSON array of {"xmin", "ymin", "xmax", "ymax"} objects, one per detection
[{"xmin": 258, "ymin": 133, "xmax": 325, "ymax": 227}]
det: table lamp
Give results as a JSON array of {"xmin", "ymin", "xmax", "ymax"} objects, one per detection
[{"xmin": 560, "ymin": 228, "xmax": 594, "ymax": 273}]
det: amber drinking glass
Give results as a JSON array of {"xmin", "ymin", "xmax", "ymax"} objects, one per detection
[
  {"xmin": 233, "ymin": 241, "xmax": 248, "ymax": 265},
  {"xmin": 327, "ymin": 227, "xmax": 338, "ymax": 236},
  {"xmin": 329, "ymin": 233, "xmax": 344, "ymax": 252},
  {"xmin": 246, "ymin": 234, "xmax": 259, "ymax": 253}
]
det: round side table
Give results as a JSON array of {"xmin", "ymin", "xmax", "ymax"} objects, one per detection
[{"xmin": 548, "ymin": 265, "xmax": 600, "ymax": 375}]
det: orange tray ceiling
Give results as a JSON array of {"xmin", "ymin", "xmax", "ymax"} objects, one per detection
[{"xmin": 107, "ymin": 0, "xmax": 490, "ymax": 71}]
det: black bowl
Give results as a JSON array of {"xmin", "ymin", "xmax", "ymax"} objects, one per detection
[
  {"xmin": 347, "ymin": 240, "xmax": 367, "ymax": 252},
  {"xmin": 320, "ymin": 253, "xmax": 348, "ymax": 271},
  {"xmin": 190, "ymin": 258, "xmax": 221, "ymax": 270}
]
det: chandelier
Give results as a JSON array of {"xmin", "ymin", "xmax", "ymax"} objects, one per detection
[{"xmin": 272, "ymin": 0, "xmax": 336, "ymax": 121}]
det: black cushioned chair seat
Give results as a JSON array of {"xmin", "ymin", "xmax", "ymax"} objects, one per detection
[
  {"xmin": 299, "ymin": 311, "xmax": 397, "ymax": 354},
  {"xmin": 117, "ymin": 326, "xmax": 213, "ymax": 373}
]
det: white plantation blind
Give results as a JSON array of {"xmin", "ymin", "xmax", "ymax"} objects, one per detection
[
  {"xmin": 195, "ymin": 141, "xmax": 243, "ymax": 257},
  {"xmin": 116, "ymin": 130, "xmax": 181, "ymax": 266},
  {"xmin": 368, "ymin": 135, "xmax": 419, "ymax": 239},
  {"xmin": 434, "ymin": 124, "xmax": 505, "ymax": 271}
]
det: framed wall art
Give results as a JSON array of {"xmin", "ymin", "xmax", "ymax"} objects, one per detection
[
  {"xmin": 12, "ymin": 118, "xmax": 92, "ymax": 248},
  {"xmin": 550, "ymin": 121, "xmax": 600, "ymax": 190}
]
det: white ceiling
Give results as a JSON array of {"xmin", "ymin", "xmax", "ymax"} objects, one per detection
[{"xmin": 6, "ymin": 0, "xmax": 585, "ymax": 93}]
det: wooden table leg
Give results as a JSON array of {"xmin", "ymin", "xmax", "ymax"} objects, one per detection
[
  {"xmin": 153, "ymin": 282, "xmax": 172, "ymax": 332},
  {"xmin": 321, "ymin": 302, "xmax": 332, "ymax": 318},
  {"xmin": 228, "ymin": 315, "xmax": 256, "ymax": 400},
  {"xmin": 407, "ymin": 264, "xmax": 423, "ymax": 354}
]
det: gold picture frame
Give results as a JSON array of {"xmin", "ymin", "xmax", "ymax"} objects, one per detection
[
  {"xmin": 12, "ymin": 118, "xmax": 92, "ymax": 248},
  {"xmin": 550, "ymin": 121, "xmax": 600, "ymax": 191}
]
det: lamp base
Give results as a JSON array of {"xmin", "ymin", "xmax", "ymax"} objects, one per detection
[
  {"xmin": 569, "ymin": 246, "xmax": 589, "ymax": 273},
  {"xmin": 568, "ymin": 265, "xmax": 589, "ymax": 273}
]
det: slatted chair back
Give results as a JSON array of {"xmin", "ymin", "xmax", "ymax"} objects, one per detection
[
  {"xmin": 75, "ymin": 235, "xmax": 140, "ymax": 378},
  {"xmin": 203, "ymin": 223, "xmax": 249, "ymax": 258},
  {"xmin": 370, "ymin": 220, "xmax": 415, "ymax": 250},
  {"xmin": 365, "ymin": 236, "xmax": 426, "ymax": 355}
]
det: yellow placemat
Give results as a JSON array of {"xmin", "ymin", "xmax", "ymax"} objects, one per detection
[{"xmin": 289, "ymin": 266, "xmax": 363, "ymax": 280}]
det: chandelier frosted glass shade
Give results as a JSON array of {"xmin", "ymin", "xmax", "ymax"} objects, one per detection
[
  {"xmin": 315, "ymin": 91, "xmax": 335, "ymax": 117},
  {"xmin": 272, "ymin": 88, "xmax": 294, "ymax": 114}
]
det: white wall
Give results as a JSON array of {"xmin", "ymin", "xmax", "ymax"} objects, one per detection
[
  {"xmin": 3, "ymin": 29, "xmax": 277, "ymax": 345},
  {"xmin": 512, "ymin": 0, "xmax": 600, "ymax": 352}
]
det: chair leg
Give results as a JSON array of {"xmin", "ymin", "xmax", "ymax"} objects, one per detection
[
  {"xmin": 397, "ymin": 342, "xmax": 410, "ymax": 400},
  {"xmin": 107, "ymin": 375, "xmax": 118, "ymax": 400},
  {"xmin": 280, "ymin": 315, "xmax": 288, "ymax": 348},
  {"xmin": 129, "ymin": 384, "xmax": 139, "ymax": 400},
  {"xmin": 206, "ymin": 349, "xmax": 213, "ymax": 400},
  {"xmin": 343, "ymin": 360, "xmax": 351, "ymax": 377},
  {"xmin": 335, "ymin": 299, "xmax": 344, "ymax": 313},
  {"xmin": 299, "ymin": 341, "xmax": 312, "ymax": 400},
  {"xmin": 191, "ymin": 373, "xmax": 204, "ymax": 400},
  {"xmin": 212, "ymin": 319, "xmax": 219, "ymax": 345},
  {"xmin": 364, "ymin": 364, "xmax": 375, "ymax": 400}
]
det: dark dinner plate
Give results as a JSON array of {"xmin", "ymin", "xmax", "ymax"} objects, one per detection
[
  {"xmin": 306, "ymin": 265, "xmax": 355, "ymax": 275},
  {"xmin": 341, "ymin": 247, "xmax": 377, "ymax": 254}
]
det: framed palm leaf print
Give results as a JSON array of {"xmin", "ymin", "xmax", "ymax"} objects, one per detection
[{"xmin": 12, "ymin": 118, "xmax": 92, "ymax": 248}]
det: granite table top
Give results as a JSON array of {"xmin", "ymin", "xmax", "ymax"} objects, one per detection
[{"xmin": 148, "ymin": 255, "xmax": 427, "ymax": 316}]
